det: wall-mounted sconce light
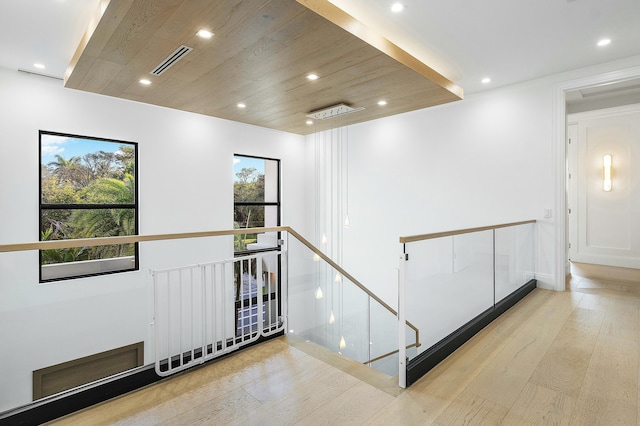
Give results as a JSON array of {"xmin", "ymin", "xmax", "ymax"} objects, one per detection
[{"xmin": 603, "ymin": 154, "xmax": 612, "ymax": 191}]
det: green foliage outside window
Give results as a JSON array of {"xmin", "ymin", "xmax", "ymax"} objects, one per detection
[
  {"xmin": 234, "ymin": 166, "xmax": 265, "ymax": 251},
  {"xmin": 40, "ymin": 133, "xmax": 137, "ymax": 266}
]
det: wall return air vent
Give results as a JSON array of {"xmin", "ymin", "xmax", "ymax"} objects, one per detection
[{"xmin": 150, "ymin": 45, "xmax": 193, "ymax": 76}]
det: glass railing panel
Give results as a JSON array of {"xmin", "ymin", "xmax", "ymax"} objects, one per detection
[
  {"xmin": 367, "ymin": 304, "xmax": 419, "ymax": 377},
  {"xmin": 404, "ymin": 230, "xmax": 494, "ymax": 360},
  {"xmin": 368, "ymin": 298, "xmax": 399, "ymax": 376},
  {"xmin": 285, "ymin": 236, "xmax": 329, "ymax": 346},
  {"xmin": 494, "ymin": 223, "xmax": 536, "ymax": 302},
  {"xmin": 286, "ymin": 235, "xmax": 378, "ymax": 368},
  {"xmin": 340, "ymin": 274, "xmax": 371, "ymax": 362},
  {"xmin": 405, "ymin": 322, "xmax": 419, "ymax": 359}
]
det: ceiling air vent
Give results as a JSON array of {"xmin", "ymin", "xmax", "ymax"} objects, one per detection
[
  {"xmin": 150, "ymin": 45, "xmax": 193, "ymax": 76},
  {"xmin": 306, "ymin": 103, "xmax": 364, "ymax": 120}
]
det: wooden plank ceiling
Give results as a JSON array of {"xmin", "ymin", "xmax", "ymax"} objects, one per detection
[{"xmin": 65, "ymin": 0, "xmax": 463, "ymax": 135}]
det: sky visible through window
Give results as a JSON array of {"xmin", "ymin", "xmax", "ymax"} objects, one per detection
[
  {"xmin": 41, "ymin": 134, "xmax": 123, "ymax": 165},
  {"xmin": 233, "ymin": 156, "xmax": 264, "ymax": 181}
]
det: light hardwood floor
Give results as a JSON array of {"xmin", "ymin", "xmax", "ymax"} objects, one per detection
[{"xmin": 49, "ymin": 263, "xmax": 640, "ymax": 425}]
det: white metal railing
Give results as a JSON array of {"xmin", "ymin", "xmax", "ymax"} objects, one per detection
[{"xmin": 152, "ymin": 251, "xmax": 284, "ymax": 376}]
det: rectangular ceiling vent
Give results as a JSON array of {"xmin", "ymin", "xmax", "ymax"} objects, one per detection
[
  {"xmin": 306, "ymin": 103, "xmax": 365, "ymax": 120},
  {"xmin": 150, "ymin": 45, "xmax": 193, "ymax": 76}
]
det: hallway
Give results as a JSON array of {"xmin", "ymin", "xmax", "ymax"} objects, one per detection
[{"xmin": 49, "ymin": 264, "xmax": 640, "ymax": 425}]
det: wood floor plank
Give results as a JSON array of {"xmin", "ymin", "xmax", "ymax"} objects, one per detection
[
  {"xmin": 241, "ymin": 355, "xmax": 330, "ymax": 403},
  {"xmin": 477, "ymin": 291, "xmax": 580, "ymax": 382},
  {"xmin": 581, "ymin": 334, "xmax": 638, "ymax": 401},
  {"xmin": 228, "ymin": 363, "xmax": 361, "ymax": 426},
  {"xmin": 600, "ymin": 307, "xmax": 640, "ymax": 342},
  {"xmin": 569, "ymin": 334, "xmax": 639, "ymax": 425},
  {"xmin": 577, "ymin": 292, "xmax": 640, "ymax": 314},
  {"xmin": 569, "ymin": 395, "xmax": 636, "ymax": 426},
  {"xmin": 528, "ymin": 343, "xmax": 592, "ymax": 398},
  {"xmin": 459, "ymin": 365, "xmax": 530, "ymax": 409},
  {"xmin": 365, "ymin": 391, "xmax": 450, "ymax": 425},
  {"xmin": 501, "ymin": 382, "xmax": 575, "ymax": 426},
  {"xmin": 294, "ymin": 381, "xmax": 395, "ymax": 425},
  {"xmin": 432, "ymin": 393, "xmax": 509, "ymax": 426},
  {"xmin": 528, "ymin": 308, "xmax": 603, "ymax": 397},
  {"xmin": 160, "ymin": 386, "xmax": 262, "ymax": 426}
]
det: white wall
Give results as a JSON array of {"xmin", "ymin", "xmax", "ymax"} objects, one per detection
[
  {"xmin": 306, "ymin": 55, "xmax": 640, "ymax": 309},
  {"xmin": 307, "ymin": 79, "xmax": 555, "ymax": 307},
  {"xmin": 0, "ymin": 67, "xmax": 307, "ymax": 412}
]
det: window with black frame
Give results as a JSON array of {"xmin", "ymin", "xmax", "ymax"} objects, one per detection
[
  {"xmin": 233, "ymin": 155, "xmax": 280, "ymax": 253},
  {"xmin": 233, "ymin": 155, "xmax": 280, "ymax": 337},
  {"xmin": 39, "ymin": 131, "xmax": 138, "ymax": 282}
]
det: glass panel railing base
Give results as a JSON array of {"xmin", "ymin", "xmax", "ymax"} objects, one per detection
[{"xmin": 405, "ymin": 279, "xmax": 536, "ymax": 387}]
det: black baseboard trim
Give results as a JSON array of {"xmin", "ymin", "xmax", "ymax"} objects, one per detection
[
  {"xmin": 0, "ymin": 331, "xmax": 283, "ymax": 426},
  {"xmin": 406, "ymin": 279, "xmax": 537, "ymax": 387}
]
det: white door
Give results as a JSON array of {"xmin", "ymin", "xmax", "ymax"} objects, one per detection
[{"xmin": 568, "ymin": 104, "xmax": 640, "ymax": 269}]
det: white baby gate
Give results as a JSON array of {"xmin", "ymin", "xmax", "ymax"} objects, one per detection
[{"xmin": 152, "ymin": 251, "xmax": 284, "ymax": 376}]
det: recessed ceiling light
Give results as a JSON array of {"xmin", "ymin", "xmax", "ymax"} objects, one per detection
[
  {"xmin": 306, "ymin": 74, "xmax": 319, "ymax": 81},
  {"xmin": 597, "ymin": 38, "xmax": 611, "ymax": 47},
  {"xmin": 139, "ymin": 79, "xmax": 151, "ymax": 85},
  {"xmin": 237, "ymin": 103, "xmax": 246, "ymax": 109},
  {"xmin": 481, "ymin": 77, "xmax": 491, "ymax": 84},
  {"xmin": 34, "ymin": 63, "xmax": 46, "ymax": 69},
  {"xmin": 377, "ymin": 100, "xmax": 387, "ymax": 106},
  {"xmin": 306, "ymin": 120, "xmax": 314, "ymax": 125},
  {"xmin": 196, "ymin": 29, "xmax": 214, "ymax": 39},
  {"xmin": 391, "ymin": 3, "xmax": 404, "ymax": 13}
]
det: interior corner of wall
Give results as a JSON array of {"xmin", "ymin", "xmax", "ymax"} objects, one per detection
[{"xmin": 533, "ymin": 273, "xmax": 557, "ymax": 291}]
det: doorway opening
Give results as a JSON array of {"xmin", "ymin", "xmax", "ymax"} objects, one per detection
[{"xmin": 556, "ymin": 66, "xmax": 640, "ymax": 290}]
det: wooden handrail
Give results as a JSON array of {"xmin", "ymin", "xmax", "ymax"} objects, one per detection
[
  {"xmin": 286, "ymin": 228, "xmax": 421, "ymax": 348},
  {"xmin": 399, "ymin": 220, "xmax": 537, "ymax": 244},
  {"xmin": 365, "ymin": 342, "xmax": 420, "ymax": 366},
  {"xmin": 0, "ymin": 227, "xmax": 285, "ymax": 252},
  {"xmin": 0, "ymin": 226, "xmax": 421, "ymax": 347}
]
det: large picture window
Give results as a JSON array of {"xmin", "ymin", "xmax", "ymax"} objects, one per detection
[{"xmin": 39, "ymin": 131, "xmax": 138, "ymax": 282}]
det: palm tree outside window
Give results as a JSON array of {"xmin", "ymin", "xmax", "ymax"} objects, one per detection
[{"xmin": 39, "ymin": 131, "xmax": 138, "ymax": 282}]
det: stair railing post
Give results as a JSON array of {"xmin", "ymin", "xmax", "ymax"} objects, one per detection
[
  {"xmin": 282, "ymin": 232, "xmax": 289, "ymax": 334},
  {"xmin": 398, "ymin": 243, "xmax": 408, "ymax": 388}
]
